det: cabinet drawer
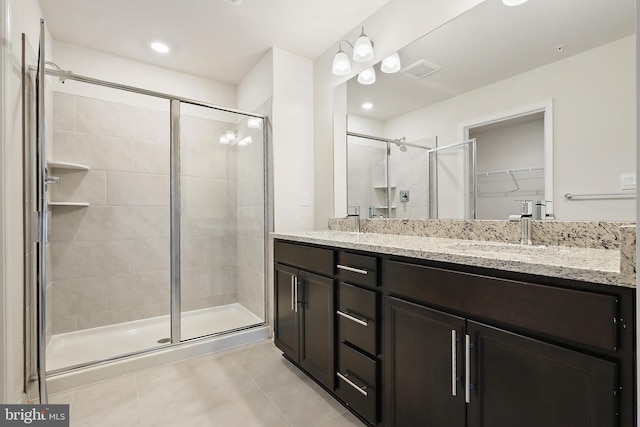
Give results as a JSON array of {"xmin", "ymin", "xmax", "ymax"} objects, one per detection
[
  {"xmin": 337, "ymin": 252, "xmax": 377, "ymax": 288},
  {"xmin": 274, "ymin": 240, "xmax": 334, "ymax": 276},
  {"xmin": 384, "ymin": 260, "xmax": 618, "ymax": 351},
  {"xmin": 338, "ymin": 283, "xmax": 376, "ymax": 355},
  {"xmin": 337, "ymin": 343, "xmax": 377, "ymax": 424}
]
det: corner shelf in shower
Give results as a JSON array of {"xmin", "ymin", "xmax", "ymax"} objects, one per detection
[
  {"xmin": 48, "ymin": 201, "xmax": 90, "ymax": 207},
  {"xmin": 47, "ymin": 161, "xmax": 90, "ymax": 171},
  {"xmin": 373, "ymin": 186, "xmax": 397, "ymax": 190}
]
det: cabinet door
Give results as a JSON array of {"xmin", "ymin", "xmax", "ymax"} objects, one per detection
[
  {"xmin": 385, "ymin": 297, "xmax": 466, "ymax": 427},
  {"xmin": 299, "ymin": 271, "xmax": 335, "ymax": 390},
  {"xmin": 467, "ymin": 321, "xmax": 618, "ymax": 427},
  {"xmin": 274, "ymin": 264, "xmax": 299, "ymax": 362}
]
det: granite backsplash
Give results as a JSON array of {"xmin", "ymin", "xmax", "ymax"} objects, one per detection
[{"xmin": 328, "ymin": 218, "xmax": 636, "ymax": 273}]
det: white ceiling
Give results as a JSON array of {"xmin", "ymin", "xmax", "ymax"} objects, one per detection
[
  {"xmin": 347, "ymin": 0, "xmax": 636, "ymax": 121},
  {"xmin": 38, "ymin": 0, "xmax": 392, "ymax": 85}
]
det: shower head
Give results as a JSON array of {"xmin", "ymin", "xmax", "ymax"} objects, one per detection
[
  {"xmin": 393, "ymin": 137, "xmax": 408, "ymax": 152},
  {"xmin": 45, "ymin": 61, "xmax": 71, "ymax": 84}
]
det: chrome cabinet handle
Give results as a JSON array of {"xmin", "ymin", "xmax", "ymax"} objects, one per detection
[
  {"xmin": 336, "ymin": 310, "xmax": 368, "ymax": 327},
  {"xmin": 337, "ymin": 264, "xmax": 368, "ymax": 275},
  {"xmin": 337, "ymin": 372, "xmax": 368, "ymax": 397},
  {"xmin": 290, "ymin": 276, "xmax": 295, "ymax": 311},
  {"xmin": 452, "ymin": 330, "xmax": 457, "ymax": 397},
  {"xmin": 294, "ymin": 276, "xmax": 298, "ymax": 313},
  {"xmin": 465, "ymin": 334, "xmax": 471, "ymax": 404}
]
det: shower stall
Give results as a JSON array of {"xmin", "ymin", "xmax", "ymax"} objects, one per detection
[
  {"xmin": 346, "ymin": 131, "xmax": 476, "ymax": 219},
  {"xmin": 23, "ymin": 21, "xmax": 270, "ymax": 403}
]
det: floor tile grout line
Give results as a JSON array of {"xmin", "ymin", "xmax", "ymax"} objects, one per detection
[
  {"xmin": 238, "ymin": 362, "xmax": 295, "ymax": 427},
  {"xmin": 132, "ymin": 374, "xmax": 145, "ymax": 427}
]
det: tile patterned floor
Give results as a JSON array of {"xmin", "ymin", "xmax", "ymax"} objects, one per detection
[{"xmin": 48, "ymin": 339, "xmax": 366, "ymax": 427}]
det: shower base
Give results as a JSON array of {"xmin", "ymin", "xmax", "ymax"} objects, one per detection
[{"xmin": 47, "ymin": 303, "xmax": 264, "ymax": 372}]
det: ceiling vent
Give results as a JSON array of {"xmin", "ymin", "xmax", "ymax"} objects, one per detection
[
  {"xmin": 401, "ymin": 59, "xmax": 442, "ymax": 79},
  {"xmin": 224, "ymin": 0, "xmax": 242, "ymax": 5}
]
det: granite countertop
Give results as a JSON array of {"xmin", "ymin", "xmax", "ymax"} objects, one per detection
[{"xmin": 272, "ymin": 231, "xmax": 635, "ymax": 288}]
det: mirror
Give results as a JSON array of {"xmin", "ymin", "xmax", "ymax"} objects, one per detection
[{"xmin": 336, "ymin": 0, "xmax": 636, "ymax": 221}]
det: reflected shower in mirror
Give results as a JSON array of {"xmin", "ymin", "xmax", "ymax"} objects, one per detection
[{"xmin": 336, "ymin": 0, "xmax": 635, "ymax": 221}]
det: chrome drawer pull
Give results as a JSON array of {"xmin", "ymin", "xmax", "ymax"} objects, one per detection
[
  {"xmin": 336, "ymin": 310, "xmax": 368, "ymax": 327},
  {"xmin": 337, "ymin": 372, "xmax": 368, "ymax": 396},
  {"xmin": 290, "ymin": 276, "xmax": 295, "ymax": 311},
  {"xmin": 337, "ymin": 264, "xmax": 368, "ymax": 275}
]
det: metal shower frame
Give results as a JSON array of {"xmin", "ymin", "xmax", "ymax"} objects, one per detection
[{"xmin": 26, "ymin": 19, "xmax": 271, "ymax": 403}]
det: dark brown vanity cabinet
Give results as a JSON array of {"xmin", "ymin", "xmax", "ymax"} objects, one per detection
[
  {"xmin": 274, "ymin": 241, "xmax": 335, "ymax": 390},
  {"xmin": 335, "ymin": 252, "xmax": 380, "ymax": 425},
  {"xmin": 385, "ymin": 298, "xmax": 618, "ymax": 427},
  {"xmin": 383, "ymin": 259, "xmax": 630, "ymax": 427}
]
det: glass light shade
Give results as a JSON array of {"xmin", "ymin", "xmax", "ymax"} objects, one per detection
[
  {"xmin": 353, "ymin": 34, "xmax": 374, "ymax": 62},
  {"xmin": 332, "ymin": 50, "xmax": 351, "ymax": 75},
  {"xmin": 219, "ymin": 135, "xmax": 230, "ymax": 145},
  {"xmin": 357, "ymin": 67, "xmax": 376, "ymax": 85},
  {"xmin": 225, "ymin": 130, "xmax": 236, "ymax": 142},
  {"xmin": 381, "ymin": 52, "xmax": 401, "ymax": 73},
  {"xmin": 238, "ymin": 136, "xmax": 252, "ymax": 146},
  {"xmin": 502, "ymin": 0, "xmax": 528, "ymax": 5},
  {"xmin": 247, "ymin": 117, "xmax": 261, "ymax": 129}
]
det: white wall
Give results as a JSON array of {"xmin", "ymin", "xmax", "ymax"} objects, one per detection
[
  {"xmin": 1, "ymin": 0, "xmax": 53, "ymax": 404},
  {"xmin": 382, "ymin": 36, "xmax": 636, "ymax": 221},
  {"xmin": 315, "ymin": 0, "xmax": 485, "ymax": 227},
  {"xmin": 272, "ymin": 48, "xmax": 314, "ymax": 232},
  {"xmin": 52, "ymin": 41, "xmax": 236, "ymax": 111}
]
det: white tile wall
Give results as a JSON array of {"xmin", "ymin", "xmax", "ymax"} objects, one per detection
[{"xmin": 49, "ymin": 92, "xmax": 267, "ymax": 335}]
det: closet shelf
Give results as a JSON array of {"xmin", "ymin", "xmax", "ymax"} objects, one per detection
[
  {"xmin": 48, "ymin": 201, "xmax": 90, "ymax": 207},
  {"xmin": 373, "ymin": 205, "xmax": 398, "ymax": 209},
  {"xmin": 47, "ymin": 161, "xmax": 90, "ymax": 171}
]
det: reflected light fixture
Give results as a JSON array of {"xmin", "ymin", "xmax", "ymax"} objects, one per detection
[
  {"xmin": 247, "ymin": 117, "xmax": 261, "ymax": 129},
  {"xmin": 150, "ymin": 41, "xmax": 170, "ymax": 53},
  {"xmin": 331, "ymin": 26, "xmax": 374, "ymax": 76},
  {"xmin": 225, "ymin": 130, "xmax": 236, "ymax": 142},
  {"xmin": 381, "ymin": 52, "xmax": 401, "ymax": 73},
  {"xmin": 219, "ymin": 135, "xmax": 230, "ymax": 145},
  {"xmin": 238, "ymin": 136, "xmax": 253, "ymax": 147},
  {"xmin": 502, "ymin": 0, "xmax": 528, "ymax": 5},
  {"xmin": 357, "ymin": 67, "xmax": 376, "ymax": 85},
  {"xmin": 361, "ymin": 102, "xmax": 374, "ymax": 110}
]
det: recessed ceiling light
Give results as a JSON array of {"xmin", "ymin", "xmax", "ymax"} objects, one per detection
[
  {"xmin": 502, "ymin": 0, "xmax": 528, "ymax": 6},
  {"xmin": 361, "ymin": 102, "xmax": 374, "ymax": 110},
  {"xmin": 150, "ymin": 42, "xmax": 170, "ymax": 53}
]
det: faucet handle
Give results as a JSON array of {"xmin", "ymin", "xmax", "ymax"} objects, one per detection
[{"xmin": 515, "ymin": 200, "xmax": 533, "ymax": 216}]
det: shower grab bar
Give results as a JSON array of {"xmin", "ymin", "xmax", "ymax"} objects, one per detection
[{"xmin": 564, "ymin": 192, "xmax": 635, "ymax": 200}]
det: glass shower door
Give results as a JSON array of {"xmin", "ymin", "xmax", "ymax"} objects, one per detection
[
  {"xmin": 43, "ymin": 79, "xmax": 173, "ymax": 371},
  {"xmin": 179, "ymin": 102, "xmax": 266, "ymax": 341},
  {"xmin": 428, "ymin": 139, "xmax": 477, "ymax": 219}
]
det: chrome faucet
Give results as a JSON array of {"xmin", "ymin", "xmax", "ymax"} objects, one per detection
[
  {"xmin": 346, "ymin": 206, "xmax": 361, "ymax": 233},
  {"xmin": 510, "ymin": 200, "xmax": 533, "ymax": 245}
]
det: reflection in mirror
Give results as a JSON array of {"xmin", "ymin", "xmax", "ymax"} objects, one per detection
[{"xmin": 338, "ymin": 0, "xmax": 636, "ymax": 221}]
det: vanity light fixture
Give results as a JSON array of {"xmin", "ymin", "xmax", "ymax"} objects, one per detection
[
  {"xmin": 247, "ymin": 117, "xmax": 261, "ymax": 129},
  {"xmin": 331, "ymin": 26, "xmax": 374, "ymax": 76},
  {"xmin": 380, "ymin": 52, "xmax": 402, "ymax": 73},
  {"xmin": 150, "ymin": 41, "xmax": 170, "ymax": 53},
  {"xmin": 357, "ymin": 66, "xmax": 376, "ymax": 85},
  {"xmin": 502, "ymin": 0, "xmax": 528, "ymax": 6},
  {"xmin": 361, "ymin": 102, "xmax": 374, "ymax": 110}
]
